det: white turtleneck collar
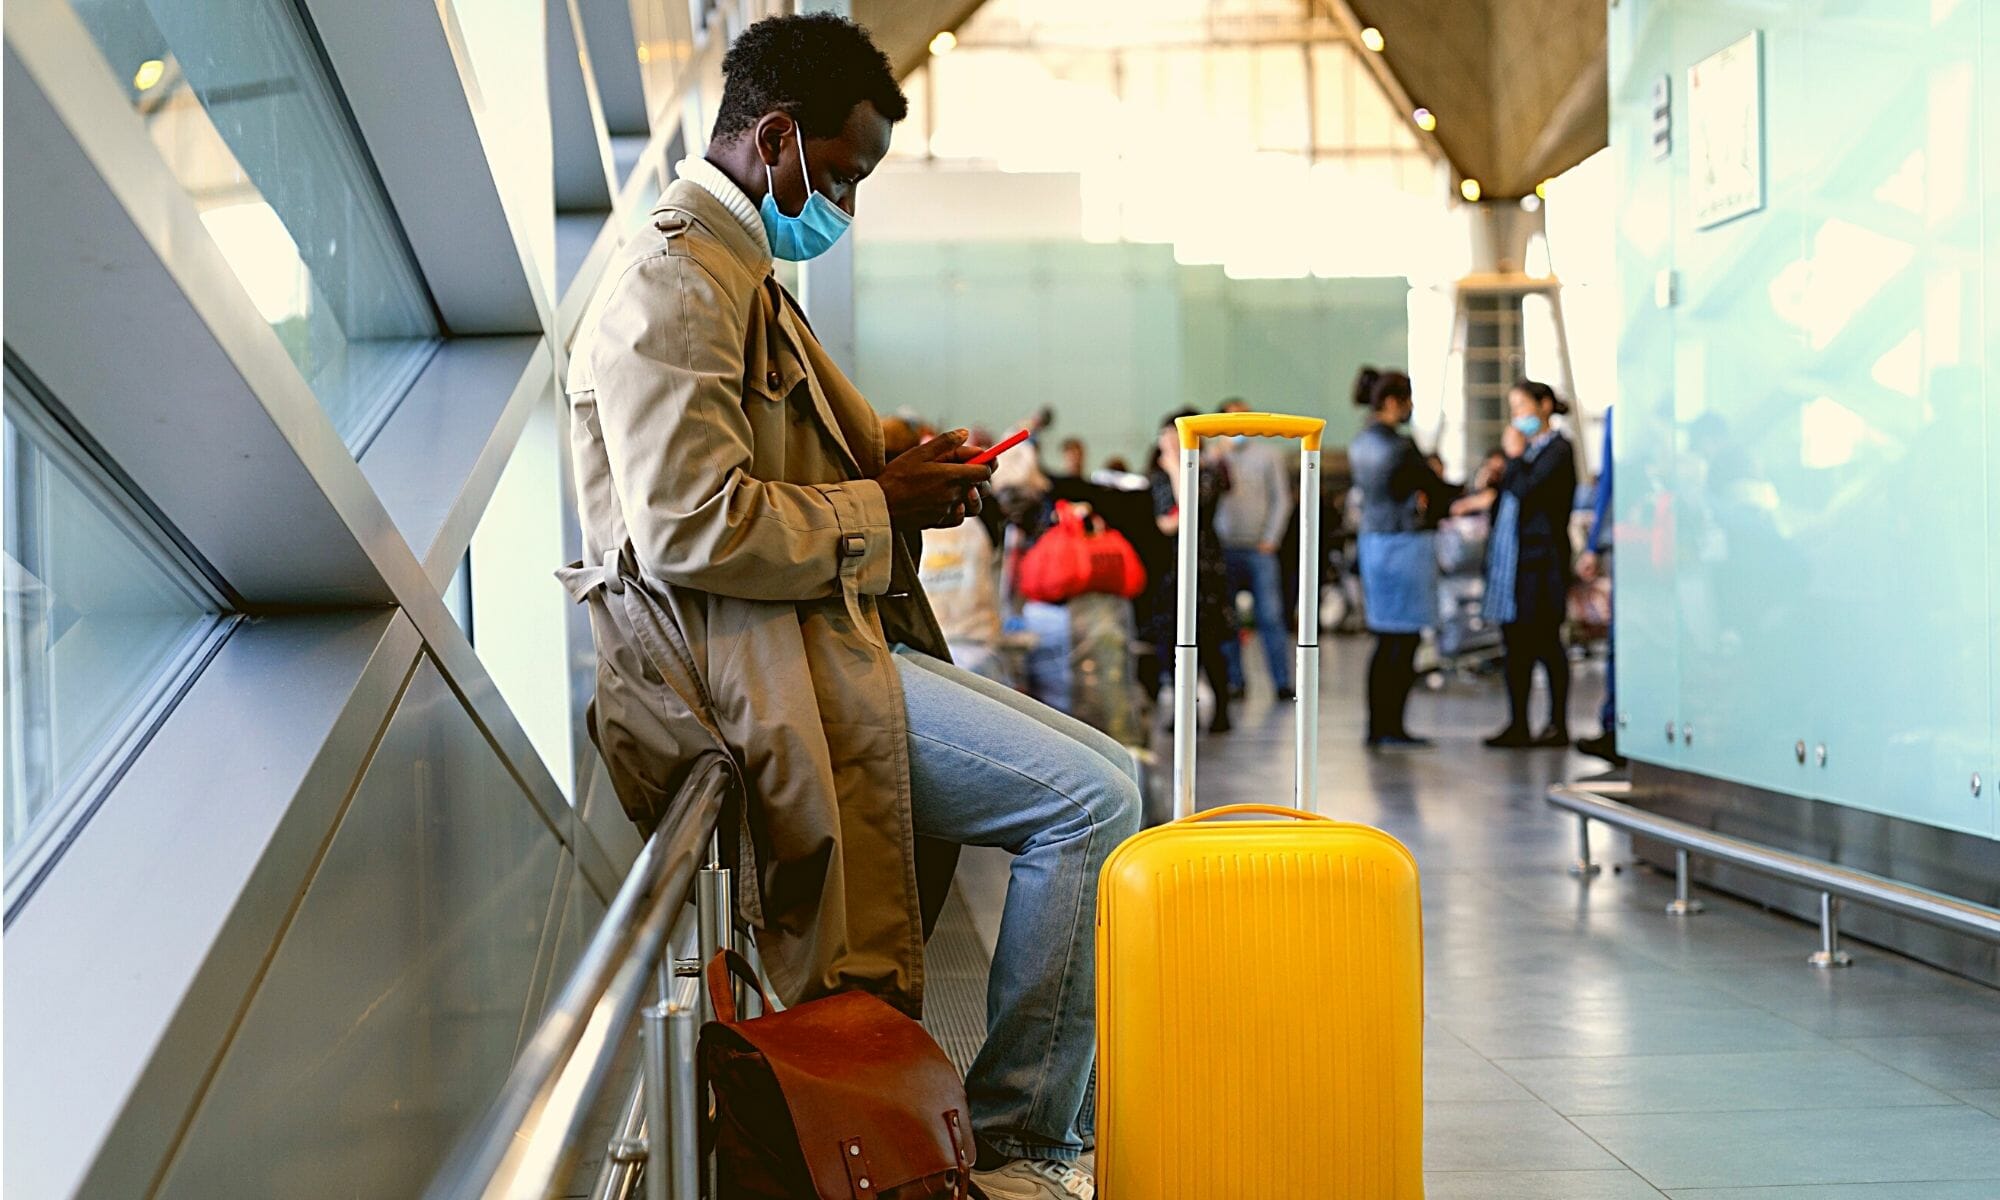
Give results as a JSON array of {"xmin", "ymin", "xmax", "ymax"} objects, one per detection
[{"xmin": 675, "ymin": 155, "xmax": 770, "ymax": 260}]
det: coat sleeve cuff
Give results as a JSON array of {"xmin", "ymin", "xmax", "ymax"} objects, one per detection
[{"xmin": 819, "ymin": 481, "xmax": 894, "ymax": 597}]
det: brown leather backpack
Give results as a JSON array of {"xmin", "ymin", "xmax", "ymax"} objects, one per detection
[{"xmin": 699, "ymin": 951, "xmax": 978, "ymax": 1199}]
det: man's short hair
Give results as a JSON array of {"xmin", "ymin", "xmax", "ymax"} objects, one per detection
[{"xmin": 714, "ymin": 14, "xmax": 908, "ymax": 142}]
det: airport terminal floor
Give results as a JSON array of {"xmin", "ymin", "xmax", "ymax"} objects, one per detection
[{"xmin": 931, "ymin": 642, "xmax": 2000, "ymax": 1199}]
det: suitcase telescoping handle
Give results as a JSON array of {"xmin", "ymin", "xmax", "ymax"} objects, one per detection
[{"xmin": 1171, "ymin": 414, "xmax": 1327, "ymax": 819}]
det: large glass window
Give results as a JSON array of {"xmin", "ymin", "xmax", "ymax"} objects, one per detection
[
  {"xmin": 4, "ymin": 368, "xmax": 227, "ymax": 898},
  {"xmin": 469, "ymin": 398, "xmax": 574, "ymax": 799},
  {"xmin": 69, "ymin": 0, "xmax": 440, "ymax": 448},
  {"xmin": 888, "ymin": 0, "xmax": 1443, "ymax": 279}
]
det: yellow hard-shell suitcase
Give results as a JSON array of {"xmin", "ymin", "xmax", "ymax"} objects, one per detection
[{"xmin": 1095, "ymin": 414, "xmax": 1425, "ymax": 1199}]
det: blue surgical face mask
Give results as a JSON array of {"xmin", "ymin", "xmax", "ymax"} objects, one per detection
[
  {"xmin": 1512, "ymin": 414, "xmax": 1544, "ymax": 436},
  {"xmin": 760, "ymin": 135, "xmax": 852, "ymax": 261}
]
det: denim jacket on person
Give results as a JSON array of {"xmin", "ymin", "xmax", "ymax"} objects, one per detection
[{"xmin": 1348, "ymin": 422, "xmax": 1454, "ymax": 535}]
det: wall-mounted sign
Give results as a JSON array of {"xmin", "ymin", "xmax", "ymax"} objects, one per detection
[
  {"xmin": 1651, "ymin": 75, "xmax": 1672, "ymax": 161},
  {"xmin": 1688, "ymin": 30, "xmax": 1764, "ymax": 228}
]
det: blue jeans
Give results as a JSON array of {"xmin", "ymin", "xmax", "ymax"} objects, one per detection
[
  {"xmin": 896, "ymin": 648, "xmax": 1141, "ymax": 1162},
  {"xmin": 1220, "ymin": 547, "xmax": 1294, "ymax": 692}
]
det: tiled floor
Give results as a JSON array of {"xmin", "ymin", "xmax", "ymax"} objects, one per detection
[{"xmin": 950, "ymin": 639, "xmax": 2000, "ymax": 1196}]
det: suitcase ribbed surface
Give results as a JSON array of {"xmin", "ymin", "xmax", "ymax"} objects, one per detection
[{"xmin": 1096, "ymin": 816, "xmax": 1424, "ymax": 1199}]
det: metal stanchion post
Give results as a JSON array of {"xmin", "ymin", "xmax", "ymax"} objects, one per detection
[
  {"xmin": 639, "ymin": 1002, "xmax": 672, "ymax": 1200},
  {"xmin": 695, "ymin": 834, "xmax": 733, "ymax": 1025},
  {"xmin": 1809, "ymin": 891, "xmax": 1854, "ymax": 968},
  {"xmin": 1665, "ymin": 848, "xmax": 1704, "ymax": 916},
  {"xmin": 1568, "ymin": 815, "xmax": 1601, "ymax": 877},
  {"xmin": 592, "ymin": 1082, "xmax": 648, "ymax": 1200},
  {"xmin": 665, "ymin": 976, "xmax": 702, "ymax": 1200}
]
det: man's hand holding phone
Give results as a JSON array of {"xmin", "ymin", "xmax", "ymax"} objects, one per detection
[
  {"xmin": 878, "ymin": 430, "xmax": 992, "ymax": 529},
  {"xmin": 965, "ymin": 427, "xmax": 1031, "ymax": 466}
]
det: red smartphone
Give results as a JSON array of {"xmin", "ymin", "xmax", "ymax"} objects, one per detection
[{"xmin": 966, "ymin": 427, "xmax": 1031, "ymax": 467}]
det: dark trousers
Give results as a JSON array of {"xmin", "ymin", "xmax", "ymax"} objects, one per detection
[
  {"xmin": 1220, "ymin": 547, "xmax": 1294, "ymax": 692},
  {"xmin": 1599, "ymin": 623, "xmax": 1617, "ymax": 736},
  {"xmin": 1366, "ymin": 632, "xmax": 1421, "ymax": 740},
  {"xmin": 1501, "ymin": 617, "xmax": 1570, "ymax": 734}
]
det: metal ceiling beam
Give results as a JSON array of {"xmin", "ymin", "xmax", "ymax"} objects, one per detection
[
  {"xmin": 1341, "ymin": 0, "xmax": 1606, "ymax": 196},
  {"xmin": 854, "ymin": 0, "xmax": 988, "ymax": 79},
  {"xmin": 1315, "ymin": 0, "xmax": 1452, "ymax": 169}
]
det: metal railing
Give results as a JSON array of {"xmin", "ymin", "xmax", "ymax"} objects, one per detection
[
  {"xmin": 1550, "ymin": 780, "xmax": 2000, "ymax": 968},
  {"xmin": 425, "ymin": 759, "xmax": 735, "ymax": 1200}
]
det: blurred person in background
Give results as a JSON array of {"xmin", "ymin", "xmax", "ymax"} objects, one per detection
[
  {"xmin": 1211, "ymin": 397, "xmax": 1297, "ymax": 701},
  {"xmin": 985, "ymin": 425, "xmax": 1155, "ymax": 745},
  {"xmin": 988, "ymin": 434, "xmax": 1074, "ymax": 711},
  {"xmin": 1423, "ymin": 453, "xmax": 1466, "ymax": 507},
  {"xmin": 1057, "ymin": 437, "xmax": 1088, "ymax": 480},
  {"xmin": 1348, "ymin": 368, "xmax": 1456, "ymax": 748},
  {"xmin": 1471, "ymin": 447, "xmax": 1508, "ymax": 493},
  {"xmin": 1413, "ymin": 450, "xmax": 1466, "ymax": 526},
  {"xmin": 1149, "ymin": 408, "xmax": 1234, "ymax": 734},
  {"xmin": 1454, "ymin": 380, "xmax": 1579, "ymax": 748}
]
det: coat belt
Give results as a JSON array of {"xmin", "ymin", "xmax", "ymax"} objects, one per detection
[{"xmin": 556, "ymin": 548, "xmax": 628, "ymax": 601}]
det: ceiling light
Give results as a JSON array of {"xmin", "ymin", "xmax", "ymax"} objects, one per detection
[
  {"xmin": 1460, "ymin": 178, "xmax": 1483, "ymax": 202},
  {"xmin": 1361, "ymin": 27, "xmax": 1385, "ymax": 52},
  {"xmin": 1535, "ymin": 178, "xmax": 1553, "ymax": 200},
  {"xmin": 133, "ymin": 59, "xmax": 165, "ymax": 91},
  {"xmin": 929, "ymin": 30, "xmax": 957, "ymax": 56},
  {"xmin": 1520, "ymin": 194, "xmax": 1542, "ymax": 212},
  {"xmin": 1412, "ymin": 107, "xmax": 1436, "ymax": 132}
]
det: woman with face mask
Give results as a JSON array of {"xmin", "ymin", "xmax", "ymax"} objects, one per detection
[
  {"xmin": 1347, "ymin": 368, "xmax": 1457, "ymax": 748},
  {"xmin": 1452, "ymin": 380, "xmax": 1580, "ymax": 747}
]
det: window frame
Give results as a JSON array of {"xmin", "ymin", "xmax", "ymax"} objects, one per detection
[
  {"xmin": 3, "ymin": 364, "xmax": 240, "ymax": 920},
  {"xmin": 70, "ymin": 0, "xmax": 448, "ymax": 453}
]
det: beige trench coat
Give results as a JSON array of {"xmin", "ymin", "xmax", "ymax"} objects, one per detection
[{"xmin": 561, "ymin": 179, "xmax": 955, "ymax": 1014}]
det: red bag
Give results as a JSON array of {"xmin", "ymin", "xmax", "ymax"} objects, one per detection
[{"xmin": 1017, "ymin": 501, "xmax": 1147, "ymax": 604}]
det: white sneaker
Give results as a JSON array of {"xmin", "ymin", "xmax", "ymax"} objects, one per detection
[{"xmin": 972, "ymin": 1157, "xmax": 1095, "ymax": 1200}]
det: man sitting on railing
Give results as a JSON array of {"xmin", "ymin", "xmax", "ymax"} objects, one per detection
[{"xmin": 559, "ymin": 15, "xmax": 1136, "ymax": 1199}]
